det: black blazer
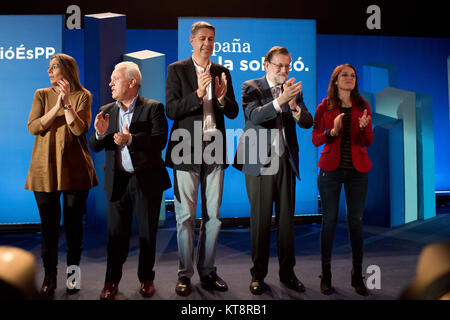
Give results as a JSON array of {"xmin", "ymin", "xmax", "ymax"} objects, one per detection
[
  {"xmin": 165, "ymin": 57, "xmax": 239, "ymax": 171},
  {"xmin": 233, "ymin": 77, "xmax": 313, "ymax": 179},
  {"xmin": 89, "ymin": 96, "xmax": 171, "ymax": 201}
]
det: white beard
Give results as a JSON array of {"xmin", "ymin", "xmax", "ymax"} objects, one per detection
[{"xmin": 272, "ymin": 74, "xmax": 287, "ymax": 86}]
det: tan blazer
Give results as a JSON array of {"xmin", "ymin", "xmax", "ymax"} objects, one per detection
[{"xmin": 25, "ymin": 87, "xmax": 98, "ymax": 192}]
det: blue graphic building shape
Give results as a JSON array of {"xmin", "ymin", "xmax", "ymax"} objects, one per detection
[
  {"xmin": 362, "ymin": 62, "xmax": 435, "ymax": 227},
  {"xmin": 124, "ymin": 50, "xmax": 167, "ymax": 227},
  {"xmin": 84, "ymin": 13, "xmax": 126, "ymax": 231}
]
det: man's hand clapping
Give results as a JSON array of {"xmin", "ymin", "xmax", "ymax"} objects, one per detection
[{"xmin": 94, "ymin": 111, "xmax": 110, "ymax": 136}]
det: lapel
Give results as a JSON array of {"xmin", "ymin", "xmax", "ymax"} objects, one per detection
[
  {"xmin": 109, "ymin": 96, "xmax": 143, "ymax": 134},
  {"xmin": 326, "ymin": 106, "xmax": 340, "ymax": 127},
  {"xmin": 184, "ymin": 58, "xmax": 198, "ymax": 92},
  {"xmin": 209, "ymin": 63, "xmax": 219, "ymax": 99},
  {"xmin": 260, "ymin": 77, "xmax": 290, "ymax": 114},
  {"xmin": 186, "ymin": 57, "xmax": 219, "ymax": 100},
  {"xmin": 280, "ymin": 84, "xmax": 290, "ymax": 113},
  {"xmin": 108, "ymin": 104, "xmax": 119, "ymax": 134},
  {"xmin": 130, "ymin": 95, "xmax": 144, "ymax": 127},
  {"xmin": 259, "ymin": 77, "xmax": 274, "ymax": 105}
]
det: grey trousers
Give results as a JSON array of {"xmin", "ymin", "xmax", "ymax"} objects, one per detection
[{"xmin": 174, "ymin": 166, "xmax": 224, "ymax": 278}]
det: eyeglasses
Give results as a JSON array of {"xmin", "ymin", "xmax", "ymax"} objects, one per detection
[
  {"xmin": 48, "ymin": 64, "xmax": 60, "ymax": 71},
  {"xmin": 269, "ymin": 62, "xmax": 291, "ymax": 71}
]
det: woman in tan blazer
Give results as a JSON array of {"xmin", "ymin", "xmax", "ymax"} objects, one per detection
[{"xmin": 25, "ymin": 53, "xmax": 98, "ymax": 298}]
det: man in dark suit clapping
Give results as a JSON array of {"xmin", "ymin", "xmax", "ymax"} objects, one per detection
[
  {"xmin": 165, "ymin": 21, "xmax": 239, "ymax": 296},
  {"xmin": 234, "ymin": 46, "xmax": 313, "ymax": 295},
  {"xmin": 90, "ymin": 61, "xmax": 171, "ymax": 300}
]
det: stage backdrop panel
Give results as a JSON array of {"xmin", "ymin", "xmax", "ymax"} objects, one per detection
[
  {"xmin": 177, "ymin": 18, "xmax": 318, "ymax": 217},
  {"xmin": 0, "ymin": 15, "xmax": 63, "ymax": 224}
]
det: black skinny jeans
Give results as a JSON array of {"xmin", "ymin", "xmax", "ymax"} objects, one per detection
[
  {"xmin": 317, "ymin": 168, "xmax": 368, "ymax": 267},
  {"xmin": 34, "ymin": 190, "xmax": 89, "ymax": 272}
]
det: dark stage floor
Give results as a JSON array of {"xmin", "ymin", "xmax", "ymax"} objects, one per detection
[{"xmin": 1, "ymin": 207, "xmax": 449, "ymax": 301}]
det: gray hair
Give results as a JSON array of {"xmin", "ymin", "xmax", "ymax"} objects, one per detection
[{"xmin": 115, "ymin": 61, "xmax": 142, "ymax": 88}]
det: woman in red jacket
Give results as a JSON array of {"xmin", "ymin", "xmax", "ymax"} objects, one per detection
[{"xmin": 312, "ymin": 64, "xmax": 373, "ymax": 296}]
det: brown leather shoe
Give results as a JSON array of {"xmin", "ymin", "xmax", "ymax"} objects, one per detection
[
  {"xmin": 100, "ymin": 282, "xmax": 118, "ymax": 300},
  {"xmin": 140, "ymin": 281, "xmax": 155, "ymax": 298}
]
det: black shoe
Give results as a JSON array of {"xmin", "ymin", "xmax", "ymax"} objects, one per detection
[
  {"xmin": 200, "ymin": 272, "xmax": 228, "ymax": 291},
  {"xmin": 175, "ymin": 277, "xmax": 192, "ymax": 296},
  {"xmin": 40, "ymin": 271, "xmax": 57, "ymax": 298},
  {"xmin": 249, "ymin": 279, "xmax": 266, "ymax": 295},
  {"xmin": 351, "ymin": 268, "xmax": 369, "ymax": 296},
  {"xmin": 319, "ymin": 273, "xmax": 333, "ymax": 295},
  {"xmin": 67, "ymin": 287, "xmax": 80, "ymax": 295},
  {"xmin": 320, "ymin": 263, "xmax": 333, "ymax": 295},
  {"xmin": 280, "ymin": 277, "xmax": 306, "ymax": 292}
]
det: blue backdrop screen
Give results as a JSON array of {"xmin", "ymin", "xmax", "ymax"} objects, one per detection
[
  {"xmin": 2, "ymin": 17, "xmax": 448, "ymax": 225},
  {"xmin": 177, "ymin": 18, "xmax": 318, "ymax": 217},
  {"xmin": 0, "ymin": 15, "xmax": 63, "ymax": 224}
]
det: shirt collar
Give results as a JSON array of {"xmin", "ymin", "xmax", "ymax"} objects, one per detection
[
  {"xmin": 266, "ymin": 76, "xmax": 280, "ymax": 89},
  {"xmin": 192, "ymin": 56, "xmax": 211, "ymax": 72},
  {"xmin": 117, "ymin": 95, "xmax": 138, "ymax": 113}
]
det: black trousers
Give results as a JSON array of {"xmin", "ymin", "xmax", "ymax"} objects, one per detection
[
  {"xmin": 105, "ymin": 171, "xmax": 163, "ymax": 283},
  {"xmin": 245, "ymin": 153, "xmax": 297, "ymax": 281},
  {"xmin": 34, "ymin": 190, "xmax": 89, "ymax": 272},
  {"xmin": 317, "ymin": 168, "xmax": 368, "ymax": 266}
]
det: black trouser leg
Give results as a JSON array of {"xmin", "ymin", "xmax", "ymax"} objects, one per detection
[
  {"xmin": 246, "ymin": 173, "xmax": 274, "ymax": 281},
  {"xmin": 131, "ymin": 174, "xmax": 162, "ymax": 282},
  {"xmin": 34, "ymin": 191, "xmax": 62, "ymax": 272},
  {"xmin": 275, "ymin": 155, "xmax": 296, "ymax": 281},
  {"xmin": 62, "ymin": 190, "xmax": 89, "ymax": 267},
  {"xmin": 317, "ymin": 169, "xmax": 343, "ymax": 265},
  {"xmin": 343, "ymin": 170, "xmax": 368, "ymax": 267},
  {"xmin": 105, "ymin": 173, "xmax": 133, "ymax": 284}
]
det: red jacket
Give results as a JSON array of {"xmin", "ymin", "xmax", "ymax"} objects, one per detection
[{"xmin": 312, "ymin": 98, "xmax": 373, "ymax": 173}]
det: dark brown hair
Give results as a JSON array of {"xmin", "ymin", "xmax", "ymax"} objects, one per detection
[
  {"xmin": 326, "ymin": 64, "xmax": 367, "ymax": 110},
  {"xmin": 190, "ymin": 21, "xmax": 215, "ymax": 38},
  {"xmin": 264, "ymin": 46, "xmax": 290, "ymax": 63},
  {"xmin": 50, "ymin": 53, "xmax": 84, "ymax": 92}
]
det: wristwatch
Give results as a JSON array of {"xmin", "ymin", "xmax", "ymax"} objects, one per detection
[{"xmin": 63, "ymin": 104, "xmax": 72, "ymax": 110}]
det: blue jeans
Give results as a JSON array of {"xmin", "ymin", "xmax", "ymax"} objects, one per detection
[
  {"xmin": 317, "ymin": 168, "xmax": 368, "ymax": 266},
  {"xmin": 174, "ymin": 166, "xmax": 224, "ymax": 278}
]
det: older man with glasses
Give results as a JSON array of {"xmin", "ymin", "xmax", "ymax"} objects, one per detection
[{"xmin": 234, "ymin": 46, "xmax": 313, "ymax": 295}]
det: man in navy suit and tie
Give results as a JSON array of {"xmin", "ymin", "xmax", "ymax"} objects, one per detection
[
  {"xmin": 234, "ymin": 46, "xmax": 313, "ymax": 295},
  {"xmin": 165, "ymin": 21, "xmax": 239, "ymax": 296}
]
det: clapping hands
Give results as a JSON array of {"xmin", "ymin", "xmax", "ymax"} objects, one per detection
[
  {"xmin": 94, "ymin": 112, "xmax": 110, "ymax": 136},
  {"xmin": 359, "ymin": 109, "xmax": 371, "ymax": 129}
]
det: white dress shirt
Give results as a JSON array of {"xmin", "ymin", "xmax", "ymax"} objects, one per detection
[{"xmin": 192, "ymin": 57, "xmax": 221, "ymax": 139}]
